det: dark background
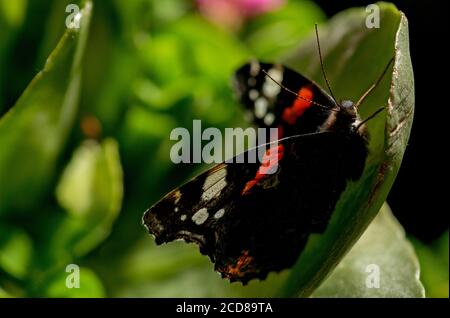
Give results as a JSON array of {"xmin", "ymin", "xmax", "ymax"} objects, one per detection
[{"xmin": 315, "ymin": 0, "xmax": 449, "ymax": 242}]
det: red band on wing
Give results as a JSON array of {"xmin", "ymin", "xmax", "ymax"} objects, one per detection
[
  {"xmin": 276, "ymin": 124, "xmax": 284, "ymax": 140},
  {"xmin": 221, "ymin": 250, "xmax": 253, "ymax": 278},
  {"xmin": 242, "ymin": 144, "xmax": 285, "ymax": 195},
  {"xmin": 282, "ymin": 85, "xmax": 314, "ymax": 125}
]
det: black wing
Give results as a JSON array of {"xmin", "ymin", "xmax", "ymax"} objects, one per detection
[
  {"xmin": 233, "ymin": 61, "xmax": 336, "ymax": 137},
  {"xmin": 142, "ymin": 131, "xmax": 367, "ymax": 284}
]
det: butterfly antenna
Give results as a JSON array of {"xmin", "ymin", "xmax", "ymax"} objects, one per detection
[
  {"xmin": 356, "ymin": 106, "xmax": 385, "ymax": 130},
  {"xmin": 355, "ymin": 57, "xmax": 394, "ymax": 110},
  {"xmin": 261, "ymin": 70, "xmax": 333, "ymax": 111},
  {"xmin": 315, "ymin": 24, "xmax": 337, "ymax": 105},
  {"xmin": 261, "ymin": 69, "xmax": 336, "ymax": 112}
]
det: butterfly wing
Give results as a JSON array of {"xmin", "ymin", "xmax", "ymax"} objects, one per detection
[
  {"xmin": 143, "ymin": 131, "xmax": 367, "ymax": 284},
  {"xmin": 233, "ymin": 61, "xmax": 336, "ymax": 137}
]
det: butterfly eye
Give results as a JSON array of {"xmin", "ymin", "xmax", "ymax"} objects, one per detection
[{"xmin": 341, "ymin": 100, "xmax": 354, "ymax": 109}]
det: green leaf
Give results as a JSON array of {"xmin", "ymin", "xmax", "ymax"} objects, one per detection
[
  {"xmin": 279, "ymin": 2, "xmax": 414, "ymax": 297},
  {"xmin": 54, "ymin": 138, "xmax": 123, "ymax": 257},
  {"xmin": 0, "ymin": 0, "xmax": 92, "ymax": 215},
  {"xmin": 0, "ymin": 225, "xmax": 33, "ymax": 279},
  {"xmin": 312, "ymin": 204, "xmax": 424, "ymax": 298}
]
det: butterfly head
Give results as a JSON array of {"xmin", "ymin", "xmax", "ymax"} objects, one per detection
[
  {"xmin": 339, "ymin": 98, "xmax": 385, "ymax": 135},
  {"xmin": 340, "ymin": 99, "xmax": 359, "ymax": 124},
  {"xmin": 341, "ymin": 100, "xmax": 354, "ymax": 109}
]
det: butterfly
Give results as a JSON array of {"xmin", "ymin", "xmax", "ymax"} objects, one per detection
[{"xmin": 143, "ymin": 26, "xmax": 393, "ymax": 284}]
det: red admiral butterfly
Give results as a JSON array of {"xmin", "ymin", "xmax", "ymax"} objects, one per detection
[{"xmin": 143, "ymin": 26, "xmax": 393, "ymax": 284}]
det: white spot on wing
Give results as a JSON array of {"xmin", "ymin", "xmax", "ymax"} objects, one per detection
[
  {"xmin": 192, "ymin": 208, "xmax": 209, "ymax": 225},
  {"xmin": 174, "ymin": 207, "xmax": 179, "ymax": 212},
  {"xmin": 248, "ymin": 77, "xmax": 257, "ymax": 87},
  {"xmin": 201, "ymin": 178, "xmax": 227, "ymax": 201},
  {"xmin": 249, "ymin": 89, "xmax": 259, "ymax": 101},
  {"xmin": 262, "ymin": 68, "xmax": 283, "ymax": 98},
  {"xmin": 263, "ymin": 113, "xmax": 275, "ymax": 125},
  {"xmin": 214, "ymin": 209, "xmax": 225, "ymax": 219},
  {"xmin": 180, "ymin": 214, "xmax": 187, "ymax": 221},
  {"xmin": 255, "ymin": 97, "xmax": 268, "ymax": 119},
  {"xmin": 176, "ymin": 230, "xmax": 206, "ymax": 245},
  {"xmin": 250, "ymin": 61, "xmax": 261, "ymax": 77},
  {"xmin": 203, "ymin": 169, "xmax": 227, "ymax": 190}
]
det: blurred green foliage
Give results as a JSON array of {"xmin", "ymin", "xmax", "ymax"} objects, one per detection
[
  {"xmin": 412, "ymin": 231, "xmax": 449, "ymax": 298},
  {"xmin": 0, "ymin": 0, "xmax": 444, "ymax": 298}
]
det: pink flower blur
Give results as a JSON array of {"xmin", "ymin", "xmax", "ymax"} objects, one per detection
[{"xmin": 197, "ymin": 0, "xmax": 285, "ymax": 29}]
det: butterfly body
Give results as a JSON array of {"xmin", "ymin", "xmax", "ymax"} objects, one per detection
[{"xmin": 143, "ymin": 61, "xmax": 371, "ymax": 284}]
